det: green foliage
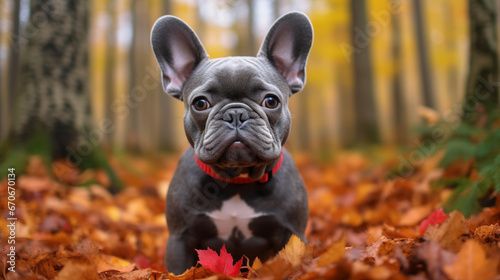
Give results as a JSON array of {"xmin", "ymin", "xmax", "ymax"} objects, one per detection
[
  {"xmin": 437, "ymin": 121, "xmax": 500, "ymax": 217},
  {"xmin": 0, "ymin": 132, "xmax": 52, "ymax": 178},
  {"xmin": 443, "ymin": 181, "xmax": 490, "ymax": 217},
  {"xmin": 482, "ymin": 155, "xmax": 500, "ymax": 193},
  {"xmin": 0, "ymin": 131, "xmax": 123, "ymax": 193},
  {"xmin": 439, "ymin": 139, "xmax": 476, "ymax": 167}
]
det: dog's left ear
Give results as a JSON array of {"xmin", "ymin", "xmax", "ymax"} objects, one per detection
[{"xmin": 258, "ymin": 12, "xmax": 313, "ymax": 94}]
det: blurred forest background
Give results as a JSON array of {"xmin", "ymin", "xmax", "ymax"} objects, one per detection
[{"xmin": 0, "ymin": 0, "xmax": 472, "ymax": 156}]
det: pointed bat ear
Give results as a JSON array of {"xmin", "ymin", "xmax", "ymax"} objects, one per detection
[
  {"xmin": 258, "ymin": 12, "xmax": 313, "ymax": 94},
  {"xmin": 151, "ymin": 16, "xmax": 209, "ymax": 100}
]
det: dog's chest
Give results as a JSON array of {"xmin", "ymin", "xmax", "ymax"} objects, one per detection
[{"xmin": 205, "ymin": 195, "xmax": 265, "ymax": 240}]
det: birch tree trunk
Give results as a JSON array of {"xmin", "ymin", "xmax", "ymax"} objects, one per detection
[
  {"xmin": 462, "ymin": 0, "xmax": 498, "ymax": 123},
  {"xmin": 12, "ymin": 0, "xmax": 91, "ymax": 159}
]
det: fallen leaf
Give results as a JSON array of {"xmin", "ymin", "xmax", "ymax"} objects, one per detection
[
  {"xmin": 473, "ymin": 224, "xmax": 500, "ymax": 243},
  {"xmin": 351, "ymin": 260, "xmax": 393, "ymax": 279},
  {"xmin": 317, "ymin": 235, "xmax": 346, "ymax": 267},
  {"xmin": 251, "ymin": 256, "xmax": 293, "ymax": 280},
  {"xmin": 196, "ymin": 244, "xmax": 243, "ymax": 277},
  {"xmin": 443, "ymin": 239, "xmax": 498, "ymax": 280},
  {"xmin": 26, "ymin": 156, "xmax": 48, "ymax": 177},
  {"xmin": 414, "ymin": 241, "xmax": 456, "ymax": 280},
  {"xmin": 418, "ymin": 208, "xmax": 449, "ymax": 235},
  {"xmin": 399, "ymin": 205, "xmax": 432, "ymax": 227},
  {"xmin": 167, "ymin": 266, "xmax": 213, "ymax": 280},
  {"xmin": 278, "ymin": 234, "xmax": 306, "ymax": 267},
  {"xmin": 252, "ymin": 257, "xmax": 262, "ymax": 270},
  {"xmin": 109, "ymin": 268, "xmax": 156, "ymax": 280},
  {"xmin": 54, "ymin": 261, "xmax": 99, "ymax": 280},
  {"xmin": 17, "ymin": 176, "xmax": 52, "ymax": 192},
  {"xmin": 424, "ymin": 211, "xmax": 469, "ymax": 253},
  {"xmin": 95, "ymin": 254, "xmax": 136, "ymax": 273}
]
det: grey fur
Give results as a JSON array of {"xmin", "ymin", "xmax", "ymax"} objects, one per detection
[{"xmin": 151, "ymin": 12, "xmax": 313, "ymax": 275}]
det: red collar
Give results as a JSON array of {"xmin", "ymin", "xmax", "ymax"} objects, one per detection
[{"xmin": 194, "ymin": 150, "xmax": 284, "ymax": 184}]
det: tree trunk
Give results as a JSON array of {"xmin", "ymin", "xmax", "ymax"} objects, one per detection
[
  {"xmin": 462, "ymin": 0, "xmax": 498, "ymax": 123},
  {"xmin": 247, "ymin": 0, "xmax": 255, "ymax": 55},
  {"xmin": 104, "ymin": 0, "xmax": 117, "ymax": 146},
  {"xmin": 12, "ymin": 0, "xmax": 91, "ymax": 159},
  {"xmin": 414, "ymin": 0, "xmax": 435, "ymax": 109},
  {"xmin": 158, "ymin": 0, "xmax": 179, "ymax": 151},
  {"xmin": 233, "ymin": 0, "xmax": 255, "ymax": 56},
  {"xmin": 392, "ymin": 0, "xmax": 406, "ymax": 142},
  {"xmin": 1, "ymin": 1, "xmax": 21, "ymax": 141},
  {"xmin": 350, "ymin": 0, "xmax": 379, "ymax": 143}
]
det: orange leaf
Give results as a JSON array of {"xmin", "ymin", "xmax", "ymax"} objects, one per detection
[
  {"xmin": 95, "ymin": 254, "xmax": 136, "ymax": 273},
  {"xmin": 252, "ymin": 257, "xmax": 262, "ymax": 270},
  {"xmin": 278, "ymin": 234, "xmax": 306, "ymax": 267},
  {"xmin": 167, "ymin": 266, "xmax": 213, "ymax": 280},
  {"xmin": 251, "ymin": 257, "xmax": 293, "ymax": 279},
  {"xmin": 317, "ymin": 235, "xmax": 346, "ymax": 267},
  {"xmin": 54, "ymin": 261, "xmax": 99, "ymax": 280},
  {"xmin": 443, "ymin": 239, "xmax": 498, "ymax": 280}
]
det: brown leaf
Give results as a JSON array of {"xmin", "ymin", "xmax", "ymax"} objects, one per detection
[
  {"xmin": 167, "ymin": 266, "xmax": 213, "ymax": 280},
  {"xmin": 54, "ymin": 261, "xmax": 99, "ymax": 280},
  {"xmin": 26, "ymin": 156, "xmax": 48, "ymax": 177},
  {"xmin": 95, "ymin": 254, "xmax": 136, "ymax": 273},
  {"xmin": 443, "ymin": 239, "xmax": 498, "ymax": 280},
  {"xmin": 317, "ymin": 235, "xmax": 346, "ymax": 267},
  {"xmin": 52, "ymin": 160, "xmax": 80, "ymax": 185},
  {"xmin": 424, "ymin": 211, "xmax": 469, "ymax": 253},
  {"xmin": 17, "ymin": 176, "xmax": 52, "ymax": 192},
  {"xmin": 36, "ymin": 256, "xmax": 63, "ymax": 279},
  {"xmin": 107, "ymin": 268, "xmax": 157, "ymax": 280},
  {"xmin": 415, "ymin": 240, "xmax": 456, "ymax": 280},
  {"xmin": 351, "ymin": 261, "xmax": 394, "ymax": 280},
  {"xmin": 251, "ymin": 257, "xmax": 293, "ymax": 280}
]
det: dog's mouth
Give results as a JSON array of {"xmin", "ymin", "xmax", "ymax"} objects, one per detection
[
  {"xmin": 216, "ymin": 141, "xmax": 257, "ymax": 168},
  {"xmin": 210, "ymin": 140, "xmax": 280, "ymax": 180},
  {"xmin": 193, "ymin": 103, "xmax": 282, "ymax": 177}
]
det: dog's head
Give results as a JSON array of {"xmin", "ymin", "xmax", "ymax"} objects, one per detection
[{"xmin": 151, "ymin": 12, "xmax": 313, "ymax": 180}]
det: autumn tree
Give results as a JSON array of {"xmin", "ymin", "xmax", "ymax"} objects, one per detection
[
  {"xmin": 413, "ymin": 0, "xmax": 435, "ymax": 109},
  {"xmin": 350, "ymin": 0, "xmax": 379, "ymax": 142},
  {"xmin": 1, "ymin": 0, "xmax": 120, "ymax": 190},
  {"xmin": 438, "ymin": 0, "xmax": 500, "ymax": 216},
  {"xmin": 462, "ymin": 0, "xmax": 498, "ymax": 122}
]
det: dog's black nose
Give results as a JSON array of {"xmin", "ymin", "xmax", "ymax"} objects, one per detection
[{"xmin": 223, "ymin": 108, "xmax": 249, "ymax": 127}]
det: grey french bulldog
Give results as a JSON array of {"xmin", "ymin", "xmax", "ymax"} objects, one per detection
[{"xmin": 151, "ymin": 12, "xmax": 313, "ymax": 274}]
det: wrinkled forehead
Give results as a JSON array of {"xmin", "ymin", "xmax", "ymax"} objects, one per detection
[{"xmin": 184, "ymin": 57, "xmax": 289, "ymax": 98}]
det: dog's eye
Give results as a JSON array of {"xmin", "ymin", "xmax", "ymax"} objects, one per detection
[
  {"xmin": 193, "ymin": 98, "xmax": 210, "ymax": 111},
  {"xmin": 262, "ymin": 96, "xmax": 279, "ymax": 109}
]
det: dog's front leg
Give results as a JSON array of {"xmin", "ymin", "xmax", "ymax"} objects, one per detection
[{"xmin": 165, "ymin": 234, "xmax": 196, "ymax": 275}]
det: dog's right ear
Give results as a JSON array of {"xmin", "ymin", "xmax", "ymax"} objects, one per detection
[{"xmin": 151, "ymin": 16, "xmax": 208, "ymax": 100}]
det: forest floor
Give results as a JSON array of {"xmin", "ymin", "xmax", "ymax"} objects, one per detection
[{"xmin": 1, "ymin": 148, "xmax": 500, "ymax": 280}]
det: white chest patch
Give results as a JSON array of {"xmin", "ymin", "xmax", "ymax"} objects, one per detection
[{"xmin": 205, "ymin": 194, "xmax": 265, "ymax": 240}]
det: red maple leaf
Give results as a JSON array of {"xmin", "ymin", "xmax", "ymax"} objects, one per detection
[
  {"xmin": 419, "ymin": 208, "xmax": 449, "ymax": 236},
  {"xmin": 196, "ymin": 244, "xmax": 243, "ymax": 277}
]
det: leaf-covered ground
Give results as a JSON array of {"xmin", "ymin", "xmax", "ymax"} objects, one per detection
[{"xmin": 1, "ymin": 150, "xmax": 500, "ymax": 279}]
